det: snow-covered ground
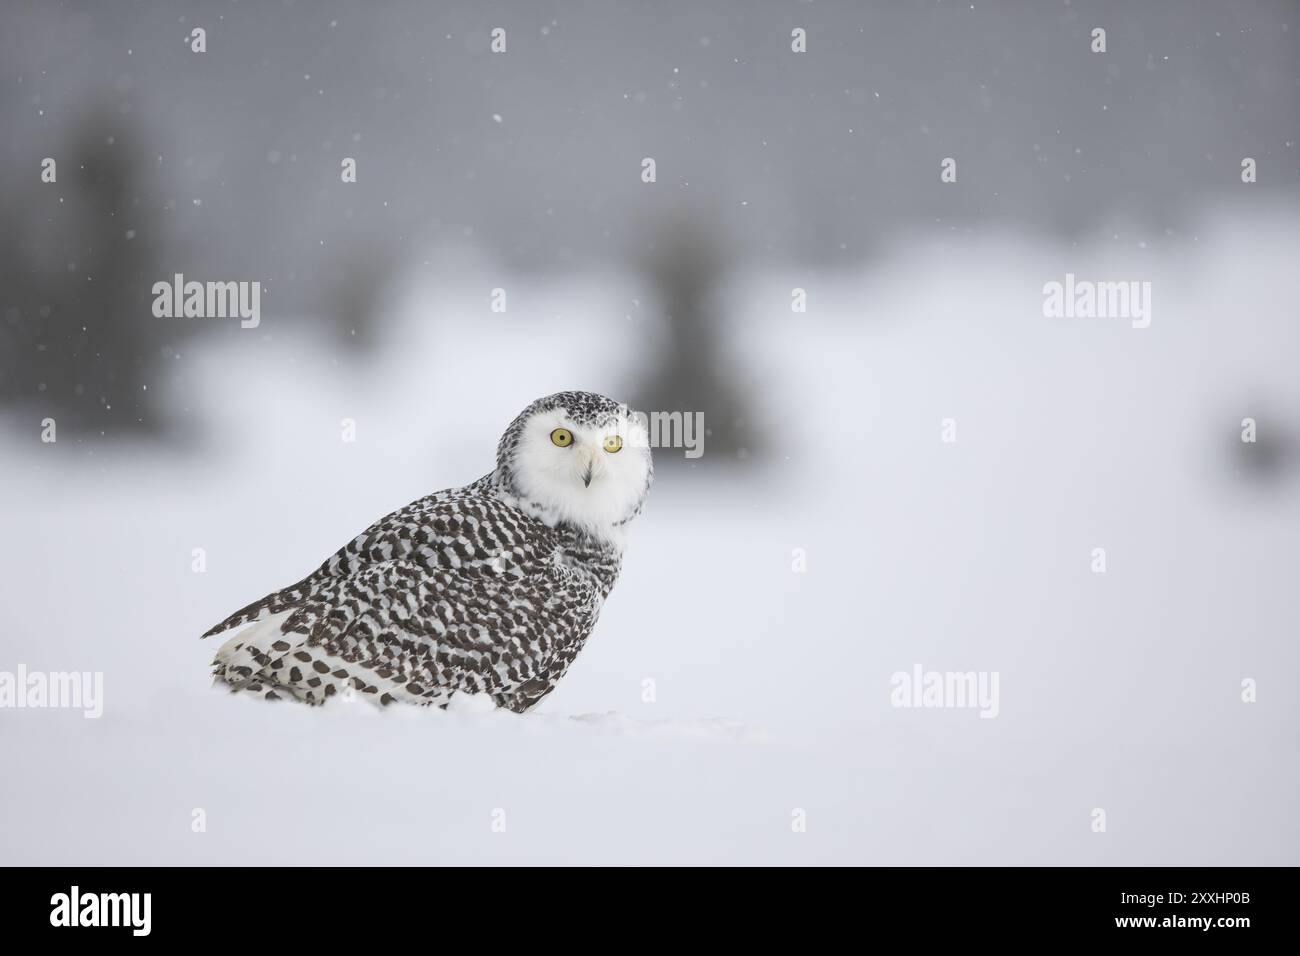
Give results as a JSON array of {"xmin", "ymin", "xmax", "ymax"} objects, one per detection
[{"xmin": 2, "ymin": 208, "xmax": 1297, "ymax": 865}]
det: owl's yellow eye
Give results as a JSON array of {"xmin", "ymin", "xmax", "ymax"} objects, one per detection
[
  {"xmin": 550, "ymin": 428, "xmax": 574, "ymax": 447},
  {"xmin": 603, "ymin": 435, "xmax": 623, "ymax": 454}
]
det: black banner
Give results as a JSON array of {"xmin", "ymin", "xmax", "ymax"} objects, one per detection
[{"xmin": 0, "ymin": 867, "xmax": 1276, "ymax": 941}]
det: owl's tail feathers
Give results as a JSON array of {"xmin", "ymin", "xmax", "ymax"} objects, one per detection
[
  {"xmin": 210, "ymin": 610, "xmax": 299, "ymax": 691},
  {"xmin": 200, "ymin": 575, "xmax": 318, "ymax": 639},
  {"xmin": 209, "ymin": 617, "xmax": 413, "ymax": 708},
  {"xmin": 202, "ymin": 596, "xmax": 279, "ymax": 639}
]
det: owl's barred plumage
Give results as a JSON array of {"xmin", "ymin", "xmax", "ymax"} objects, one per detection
[{"xmin": 203, "ymin": 391, "xmax": 653, "ymax": 713}]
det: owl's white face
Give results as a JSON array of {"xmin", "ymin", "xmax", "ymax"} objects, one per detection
[{"xmin": 506, "ymin": 401, "xmax": 653, "ymax": 538}]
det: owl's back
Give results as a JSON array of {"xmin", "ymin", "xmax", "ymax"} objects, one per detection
[{"xmin": 204, "ymin": 480, "xmax": 614, "ymax": 712}]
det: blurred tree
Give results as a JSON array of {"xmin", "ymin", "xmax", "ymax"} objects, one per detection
[
  {"xmin": 0, "ymin": 112, "xmax": 182, "ymax": 436},
  {"xmin": 322, "ymin": 238, "xmax": 399, "ymax": 353},
  {"xmin": 631, "ymin": 210, "xmax": 756, "ymax": 468},
  {"xmin": 1228, "ymin": 405, "xmax": 1295, "ymax": 486}
]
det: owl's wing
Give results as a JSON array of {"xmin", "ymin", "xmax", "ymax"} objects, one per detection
[
  {"xmin": 203, "ymin": 489, "xmax": 552, "ymax": 636},
  {"xmin": 204, "ymin": 491, "xmax": 594, "ymax": 708}
]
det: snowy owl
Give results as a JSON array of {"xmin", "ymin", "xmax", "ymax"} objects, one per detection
[{"xmin": 202, "ymin": 391, "xmax": 653, "ymax": 713}]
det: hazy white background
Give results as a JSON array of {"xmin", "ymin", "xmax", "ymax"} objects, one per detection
[{"xmin": 3, "ymin": 205, "xmax": 1297, "ymax": 865}]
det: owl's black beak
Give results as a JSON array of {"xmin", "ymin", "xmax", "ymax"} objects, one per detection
[{"xmin": 581, "ymin": 463, "xmax": 594, "ymax": 487}]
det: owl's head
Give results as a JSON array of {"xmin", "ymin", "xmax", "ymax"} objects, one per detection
[{"xmin": 495, "ymin": 391, "xmax": 653, "ymax": 538}]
